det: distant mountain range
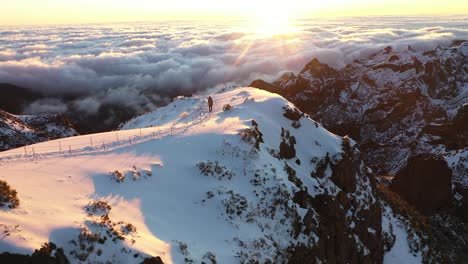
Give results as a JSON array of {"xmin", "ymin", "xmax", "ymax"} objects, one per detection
[{"xmin": 0, "ymin": 83, "xmax": 143, "ymax": 136}]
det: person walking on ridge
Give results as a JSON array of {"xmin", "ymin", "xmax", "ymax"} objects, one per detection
[{"xmin": 208, "ymin": 96, "xmax": 213, "ymax": 113}]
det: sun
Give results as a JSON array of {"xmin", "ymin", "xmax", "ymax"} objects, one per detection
[{"xmin": 251, "ymin": 4, "xmax": 299, "ymax": 36}]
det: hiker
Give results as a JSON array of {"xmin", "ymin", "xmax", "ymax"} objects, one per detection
[{"xmin": 208, "ymin": 96, "xmax": 213, "ymax": 112}]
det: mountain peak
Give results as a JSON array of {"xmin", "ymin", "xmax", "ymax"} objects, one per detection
[{"xmin": 299, "ymin": 58, "xmax": 337, "ymax": 78}]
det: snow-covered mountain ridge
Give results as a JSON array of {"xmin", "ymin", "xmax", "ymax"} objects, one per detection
[
  {"xmin": 0, "ymin": 87, "xmax": 432, "ymax": 263},
  {"xmin": 0, "ymin": 109, "xmax": 79, "ymax": 151},
  {"xmin": 251, "ymin": 41, "xmax": 468, "ymax": 220}
]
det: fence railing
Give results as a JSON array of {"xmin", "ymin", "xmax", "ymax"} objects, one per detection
[{"xmin": 0, "ymin": 105, "xmax": 212, "ymax": 164}]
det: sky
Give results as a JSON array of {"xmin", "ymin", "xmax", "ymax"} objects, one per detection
[
  {"xmin": 0, "ymin": 1, "xmax": 467, "ymax": 130},
  {"xmin": 2, "ymin": 0, "xmax": 468, "ymax": 25},
  {"xmin": 1, "ymin": 16, "xmax": 466, "ymax": 119}
]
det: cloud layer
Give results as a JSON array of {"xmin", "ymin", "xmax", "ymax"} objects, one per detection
[{"xmin": 0, "ymin": 16, "xmax": 467, "ymax": 119}]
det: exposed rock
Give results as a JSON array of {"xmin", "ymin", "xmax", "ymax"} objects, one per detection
[
  {"xmin": 283, "ymin": 106, "xmax": 302, "ymax": 121},
  {"xmin": 300, "ymin": 58, "xmax": 338, "ymax": 78},
  {"xmin": 331, "ymin": 156, "xmax": 357, "ymax": 193},
  {"xmin": 248, "ymin": 79, "xmax": 281, "ymax": 94},
  {"xmin": 290, "ymin": 193, "xmax": 383, "ymax": 264},
  {"xmin": 279, "ymin": 138, "xmax": 296, "ymax": 159},
  {"xmin": 288, "ymin": 140, "xmax": 383, "ymax": 263},
  {"xmin": 391, "ymin": 154, "xmax": 453, "ymax": 215},
  {"xmin": 140, "ymin": 256, "xmax": 164, "ymax": 264},
  {"xmin": 0, "ymin": 243, "xmax": 70, "ymax": 264},
  {"xmin": 457, "ymin": 187, "xmax": 468, "ymax": 221},
  {"xmin": 292, "ymin": 190, "xmax": 310, "ymax": 209}
]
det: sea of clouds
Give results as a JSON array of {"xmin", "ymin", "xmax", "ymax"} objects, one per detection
[{"xmin": 0, "ymin": 16, "xmax": 467, "ymax": 119}]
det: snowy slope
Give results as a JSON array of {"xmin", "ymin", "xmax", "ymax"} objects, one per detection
[{"xmin": 1, "ymin": 87, "xmax": 388, "ymax": 263}]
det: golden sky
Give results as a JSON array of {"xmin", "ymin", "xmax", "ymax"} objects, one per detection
[{"xmin": 2, "ymin": 0, "xmax": 467, "ymax": 25}]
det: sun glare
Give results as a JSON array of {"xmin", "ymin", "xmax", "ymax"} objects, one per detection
[{"xmin": 251, "ymin": 4, "xmax": 299, "ymax": 36}]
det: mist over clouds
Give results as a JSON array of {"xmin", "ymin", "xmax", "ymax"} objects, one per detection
[{"xmin": 0, "ymin": 16, "xmax": 467, "ymax": 130}]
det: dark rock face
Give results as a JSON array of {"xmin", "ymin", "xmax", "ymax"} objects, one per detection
[
  {"xmin": 141, "ymin": 256, "xmax": 164, "ymax": 264},
  {"xmin": 391, "ymin": 154, "xmax": 453, "ymax": 215},
  {"xmin": 289, "ymin": 193, "xmax": 383, "ymax": 264},
  {"xmin": 279, "ymin": 140, "xmax": 296, "ymax": 159},
  {"xmin": 0, "ymin": 244, "xmax": 70, "ymax": 264},
  {"xmin": 331, "ymin": 156, "xmax": 357, "ymax": 193},
  {"xmin": 288, "ymin": 139, "xmax": 383, "ymax": 264},
  {"xmin": 457, "ymin": 188, "xmax": 468, "ymax": 221},
  {"xmin": 249, "ymin": 79, "xmax": 281, "ymax": 94},
  {"xmin": 0, "ymin": 253, "xmax": 31, "ymax": 264},
  {"xmin": 279, "ymin": 128, "xmax": 297, "ymax": 159}
]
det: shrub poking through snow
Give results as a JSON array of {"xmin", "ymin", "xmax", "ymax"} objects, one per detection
[
  {"xmin": 69, "ymin": 204, "xmax": 140, "ymax": 262},
  {"xmin": 178, "ymin": 241, "xmax": 189, "ymax": 255},
  {"xmin": 223, "ymin": 191, "xmax": 248, "ymax": 217},
  {"xmin": 131, "ymin": 166, "xmax": 152, "ymax": 181},
  {"xmin": 85, "ymin": 200, "xmax": 112, "ymax": 216},
  {"xmin": 31, "ymin": 242, "xmax": 69, "ymax": 263},
  {"xmin": 110, "ymin": 167, "xmax": 152, "ymax": 183},
  {"xmin": 175, "ymin": 241, "xmax": 195, "ymax": 263},
  {"xmin": 110, "ymin": 170, "xmax": 125, "ymax": 183},
  {"xmin": 284, "ymin": 163, "xmax": 303, "ymax": 189},
  {"xmin": 291, "ymin": 120, "xmax": 301, "ymax": 129},
  {"xmin": 0, "ymin": 180, "xmax": 19, "ymax": 209},
  {"xmin": 240, "ymin": 120, "xmax": 264, "ymax": 150},
  {"xmin": 203, "ymin": 252, "xmax": 217, "ymax": 264},
  {"xmin": 122, "ymin": 223, "xmax": 137, "ymax": 234},
  {"xmin": 223, "ymin": 104, "xmax": 233, "ymax": 111},
  {"xmin": 197, "ymin": 161, "xmax": 234, "ymax": 180}
]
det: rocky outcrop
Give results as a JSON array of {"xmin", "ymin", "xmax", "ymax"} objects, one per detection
[
  {"xmin": 0, "ymin": 243, "xmax": 69, "ymax": 264},
  {"xmin": 331, "ymin": 156, "xmax": 357, "ymax": 193},
  {"xmin": 289, "ymin": 191, "xmax": 383, "ymax": 264},
  {"xmin": 279, "ymin": 127, "xmax": 297, "ymax": 159},
  {"xmin": 288, "ymin": 136, "xmax": 383, "ymax": 264},
  {"xmin": 390, "ymin": 154, "xmax": 453, "ymax": 215}
]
